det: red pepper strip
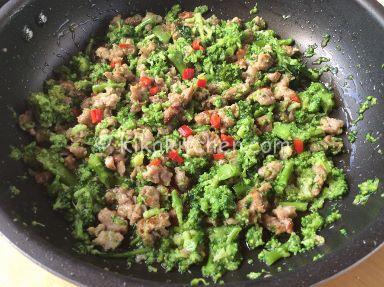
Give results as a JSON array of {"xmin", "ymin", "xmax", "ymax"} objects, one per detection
[
  {"xmin": 192, "ymin": 39, "xmax": 204, "ymax": 51},
  {"xmin": 210, "ymin": 113, "xmax": 221, "ymax": 129},
  {"xmin": 149, "ymin": 86, "xmax": 159, "ymax": 96},
  {"xmin": 197, "ymin": 79, "xmax": 207, "ymax": 88},
  {"xmin": 213, "ymin": 153, "xmax": 225, "ymax": 160},
  {"xmin": 140, "ymin": 76, "xmax": 152, "ymax": 87},
  {"xmin": 178, "ymin": 125, "xmax": 193, "ymax": 137},
  {"xmin": 182, "ymin": 68, "xmax": 195, "ymax": 80},
  {"xmin": 119, "ymin": 43, "xmax": 132, "ymax": 49},
  {"xmin": 290, "ymin": 93, "xmax": 301, "ymax": 103},
  {"xmin": 149, "ymin": 158, "xmax": 162, "ymax": 166},
  {"xmin": 168, "ymin": 150, "xmax": 184, "ymax": 164},
  {"xmin": 90, "ymin": 109, "xmax": 103, "ymax": 124},
  {"xmin": 293, "ymin": 138, "xmax": 304, "ymax": 154},
  {"xmin": 220, "ymin": 134, "xmax": 235, "ymax": 148}
]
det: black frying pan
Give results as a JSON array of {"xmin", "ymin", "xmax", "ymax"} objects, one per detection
[{"xmin": 0, "ymin": 0, "xmax": 383, "ymax": 286}]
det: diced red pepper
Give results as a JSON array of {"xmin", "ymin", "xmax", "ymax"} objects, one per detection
[
  {"xmin": 119, "ymin": 43, "xmax": 132, "ymax": 49},
  {"xmin": 149, "ymin": 86, "xmax": 159, "ymax": 96},
  {"xmin": 182, "ymin": 68, "xmax": 195, "ymax": 80},
  {"xmin": 192, "ymin": 39, "xmax": 204, "ymax": 51},
  {"xmin": 168, "ymin": 150, "xmax": 184, "ymax": 164},
  {"xmin": 90, "ymin": 109, "xmax": 103, "ymax": 124},
  {"xmin": 149, "ymin": 158, "xmax": 162, "ymax": 166},
  {"xmin": 140, "ymin": 76, "xmax": 152, "ymax": 87},
  {"xmin": 178, "ymin": 125, "xmax": 193, "ymax": 137},
  {"xmin": 290, "ymin": 93, "xmax": 301, "ymax": 103},
  {"xmin": 210, "ymin": 113, "xmax": 221, "ymax": 129},
  {"xmin": 220, "ymin": 134, "xmax": 235, "ymax": 148},
  {"xmin": 197, "ymin": 78, "xmax": 207, "ymax": 88},
  {"xmin": 110, "ymin": 59, "xmax": 122, "ymax": 68},
  {"xmin": 213, "ymin": 153, "xmax": 225, "ymax": 160},
  {"xmin": 293, "ymin": 139, "xmax": 304, "ymax": 154}
]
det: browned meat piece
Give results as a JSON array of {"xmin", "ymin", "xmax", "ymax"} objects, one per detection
[
  {"xmin": 245, "ymin": 53, "xmax": 274, "ymax": 83},
  {"xmin": 194, "ymin": 104, "xmax": 239, "ymax": 130},
  {"xmin": 125, "ymin": 14, "xmax": 143, "ymax": 26},
  {"xmin": 320, "ymin": 117, "xmax": 344, "ymax": 135},
  {"xmin": 222, "ymin": 83, "xmax": 250, "ymax": 101},
  {"xmin": 139, "ymin": 41, "xmax": 157, "ymax": 57},
  {"xmin": 140, "ymin": 186, "xmax": 161, "ymax": 208},
  {"xmin": 183, "ymin": 131, "xmax": 222, "ymax": 157},
  {"xmin": 18, "ymin": 110, "xmax": 35, "ymax": 132},
  {"xmin": 247, "ymin": 87, "xmax": 275, "ymax": 105},
  {"xmin": 68, "ymin": 145, "xmax": 87, "ymax": 158},
  {"xmin": 237, "ymin": 182, "xmax": 271, "ymax": 223},
  {"xmin": 273, "ymin": 74, "xmax": 297, "ymax": 101},
  {"xmin": 258, "ymin": 160, "xmax": 283, "ymax": 180},
  {"xmin": 312, "ymin": 163, "xmax": 327, "ymax": 196},
  {"xmin": 267, "ymin": 71, "xmax": 282, "ymax": 83},
  {"xmin": 104, "ymin": 63, "xmax": 135, "ymax": 83},
  {"xmin": 142, "ymin": 165, "xmax": 173, "ymax": 186},
  {"xmin": 262, "ymin": 205, "xmax": 297, "ymax": 235},
  {"xmin": 282, "ymin": 45, "xmax": 300, "ymax": 56},
  {"xmin": 104, "ymin": 156, "xmax": 116, "ymax": 171},
  {"xmin": 164, "ymin": 105, "xmax": 183, "ymax": 124},
  {"xmin": 194, "ymin": 110, "xmax": 213, "ymax": 125},
  {"xmin": 309, "ymin": 135, "xmax": 344, "ymax": 154},
  {"xmin": 174, "ymin": 167, "xmax": 190, "ymax": 191},
  {"xmin": 256, "ymin": 115, "xmax": 273, "ymax": 133},
  {"xmin": 105, "ymin": 187, "xmax": 144, "ymax": 225},
  {"xmin": 129, "ymin": 128, "xmax": 154, "ymax": 152},
  {"xmin": 261, "ymin": 214, "xmax": 294, "ymax": 235},
  {"xmin": 136, "ymin": 212, "xmax": 171, "ymax": 246},
  {"xmin": 92, "ymin": 229, "xmax": 124, "ymax": 251},
  {"xmin": 97, "ymin": 208, "xmax": 128, "ymax": 234},
  {"xmin": 34, "ymin": 171, "xmax": 52, "ymax": 184},
  {"xmin": 64, "ymin": 154, "xmax": 76, "ymax": 170},
  {"xmin": 105, "ymin": 154, "xmax": 126, "ymax": 176},
  {"xmin": 95, "ymin": 38, "xmax": 135, "ymax": 62},
  {"xmin": 92, "ymin": 88, "xmax": 121, "ymax": 110},
  {"xmin": 179, "ymin": 11, "xmax": 194, "ymax": 19},
  {"xmin": 77, "ymin": 108, "xmax": 92, "ymax": 127},
  {"xmin": 163, "ymin": 87, "xmax": 196, "ymax": 124},
  {"xmin": 129, "ymin": 83, "xmax": 148, "ymax": 113}
]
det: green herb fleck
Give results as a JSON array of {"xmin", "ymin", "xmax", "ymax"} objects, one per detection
[
  {"xmin": 325, "ymin": 210, "xmax": 341, "ymax": 225},
  {"xmin": 31, "ymin": 220, "xmax": 45, "ymax": 227},
  {"xmin": 304, "ymin": 44, "xmax": 317, "ymax": 58},
  {"xmin": 250, "ymin": 4, "xmax": 258, "ymax": 14},
  {"xmin": 321, "ymin": 34, "xmax": 331, "ymax": 47},
  {"xmin": 352, "ymin": 96, "xmax": 377, "ymax": 125},
  {"xmin": 353, "ymin": 178, "xmax": 380, "ymax": 205},
  {"xmin": 347, "ymin": 130, "xmax": 358, "ymax": 143},
  {"xmin": 190, "ymin": 278, "xmax": 209, "ymax": 286},
  {"xmin": 247, "ymin": 271, "xmax": 262, "ymax": 280},
  {"xmin": 313, "ymin": 57, "xmax": 330, "ymax": 65},
  {"xmin": 365, "ymin": 133, "xmax": 378, "ymax": 143},
  {"xmin": 9, "ymin": 185, "xmax": 21, "ymax": 196},
  {"xmin": 313, "ymin": 253, "xmax": 324, "ymax": 261},
  {"xmin": 340, "ymin": 229, "xmax": 348, "ymax": 236}
]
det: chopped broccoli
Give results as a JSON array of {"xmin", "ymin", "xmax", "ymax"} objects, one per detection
[{"xmin": 353, "ymin": 178, "xmax": 380, "ymax": 205}]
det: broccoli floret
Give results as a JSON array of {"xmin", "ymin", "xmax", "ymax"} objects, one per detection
[
  {"xmin": 49, "ymin": 133, "xmax": 67, "ymax": 152},
  {"xmin": 202, "ymin": 226, "xmax": 242, "ymax": 282},
  {"xmin": 299, "ymin": 82, "xmax": 334, "ymax": 114},
  {"xmin": 301, "ymin": 212, "xmax": 324, "ymax": 250},
  {"xmin": 28, "ymin": 84, "xmax": 74, "ymax": 128},
  {"xmin": 74, "ymin": 79, "xmax": 92, "ymax": 92},
  {"xmin": 152, "ymin": 25, "xmax": 172, "ymax": 44},
  {"xmin": 138, "ymin": 103, "xmax": 164, "ymax": 128},
  {"xmin": 246, "ymin": 224, "xmax": 264, "ymax": 249},
  {"xmin": 165, "ymin": 4, "xmax": 181, "ymax": 22},
  {"xmin": 180, "ymin": 157, "xmax": 209, "ymax": 175},
  {"xmin": 89, "ymin": 63, "xmax": 111, "ymax": 82},
  {"xmin": 70, "ymin": 53, "xmax": 91, "ymax": 76},
  {"xmin": 200, "ymin": 185, "xmax": 236, "ymax": 220},
  {"xmin": 106, "ymin": 18, "xmax": 135, "ymax": 44},
  {"xmin": 325, "ymin": 209, "xmax": 341, "ymax": 225},
  {"xmin": 36, "ymin": 148, "xmax": 76, "ymax": 186}
]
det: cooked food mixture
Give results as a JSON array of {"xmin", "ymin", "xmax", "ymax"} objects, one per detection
[{"xmin": 14, "ymin": 5, "xmax": 350, "ymax": 282}]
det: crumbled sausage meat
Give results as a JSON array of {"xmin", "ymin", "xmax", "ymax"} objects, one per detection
[
  {"xmin": 136, "ymin": 212, "xmax": 171, "ymax": 246},
  {"xmin": 258, "ymin": 160, "xmax": 283, "ymax": 180},
  {"xmin": 320, "ymin": 117, "xmax": 344, "ymax": 135},
  {"xmin": 142, "ymin": 165, "xmax": 173, "ymax": 186}
]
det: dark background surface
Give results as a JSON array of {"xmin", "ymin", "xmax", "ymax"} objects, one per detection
[{"xmin": 0, "ymin": 0, "xmax": 383, "ymax": 286}]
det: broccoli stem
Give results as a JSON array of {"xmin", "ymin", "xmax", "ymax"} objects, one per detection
[
  {"xmin": 36, "ymin": 149, "xmax": 76, "ymax": 186},
  {"xmin": 92, "ymin": 81, "xmax": 125, "ymax": 94},
  {"xmin": 152, "ymin": 25, "xmax": 171, "ymax": 43},
  {"xmin": 88, "ymin": 154, "xmax": 116, "ymax": 187},
  {"xmin": 280, "ymin": 201, "xmax": 308, "ymax": 211},
  {"xmin": 167, "ymin": 50, "xmax": 186, "ymax": 74},
  {"xmin": 135, "ymin": 17, "xmax": 156, "ymax": 32},
  {"xmin": 171, "ymin": 189, "xmax": 183, "ymax": 224},
  {"xmin": 263, "ymin": 249, "xmax": 290, "ymax": 266}
]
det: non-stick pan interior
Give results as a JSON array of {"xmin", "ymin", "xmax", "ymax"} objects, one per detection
[{"xmin": 0, "ymin": 0, "xmax": 383, "ymax": 286}]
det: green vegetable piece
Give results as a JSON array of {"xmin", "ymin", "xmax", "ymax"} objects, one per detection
[
  {"xmin": 246, "ymin": 225, "xmax": 264, "ymax": 249},
  {"xmin": 92, "ymin": 81, "xmax": 125, "ymax": 94},
  {"xmin": 353, "ymin": 178, "xmax": 380, "ymax": 205},
  {"xmin": 299, "ymin": 82, "xmax": 334, "ymax": 114},
  {"xmin": 280, "ymin": 201, "xmax": 308, "ymax": 211},
  {"xmin": 36, "ymin": 149, "xmax": 76, "ymax": 186},
  {"xmin": 167, "ymin": 49, "xmax": 186, "ymax": 74},
  {"xmin": 130, "ymin": 152, "xmax": 144, "ymax": 167},
  {"xmin": 263, "ymin": 249, "xmax": 290, "ymax": 266},
  {"xmin": 153, "ymin": 25, "xmax": 171, "ymax": 43},
  {"xmin": 216, "ymin": 164, "xmax": 240, "ymax": 181},
  {"xmin": 321, "ymin": 34, "xmax": 331, "ymax": 47},
  {"xmin": 88, "ymin": 154, "xmax": 116, "ymax": 187},
  {"xmin": 172, "ymin": 190, "xmax": 183, "ymax": 224},
  {"xmin": 274, "ymin": 160, "xmax": 294, "ymax": 194}
]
